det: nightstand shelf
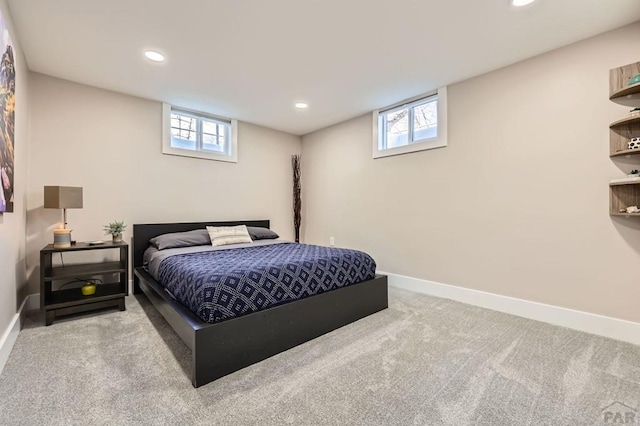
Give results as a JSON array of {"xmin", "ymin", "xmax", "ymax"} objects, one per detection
[
  {"xmin": 47, "ymin": 283, "xmax": 125, "ymax": 309},
  {"xmin": 40, "ymin": 241, "xmax": 129, "ymax": 325},
  {"xmin": 44, "ymin": 261, "xmax": 126, "ymax": 280}
]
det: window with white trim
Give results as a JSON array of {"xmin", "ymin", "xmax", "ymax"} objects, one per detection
[
  {"xmin": 162, "ymin": 104, "xmax": 238, "ymax": 163},
  {"xmin": 373, "ymin": 87, "xmax": 447, "ymax": 159}
]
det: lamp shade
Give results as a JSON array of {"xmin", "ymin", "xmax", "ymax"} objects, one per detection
[{"xmin": 44, "ymin": 186, "xmax": 83, "ymax": 209}]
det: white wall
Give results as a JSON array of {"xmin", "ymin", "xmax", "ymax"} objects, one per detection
[
  {"xmin": 0, "ymin": 0, "xmax": 29, "ymax": 345},
  {"xmin": 301, "ymin": 23, "xmax": 640, "ymax": 323},
  {"xmin": 26, "ymin": 73, "xmax": 301, "ymax": 294}
]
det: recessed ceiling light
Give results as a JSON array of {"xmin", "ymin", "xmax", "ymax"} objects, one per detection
[
  {"xmin": 295, "ymin": 102, "xmax": 309, "ymax": 109},
  {"xmin": 511, "ymin": 0, "xmax": 535, "ymax": 6},
  {"xmin": 144, "ymin": 50, "xmax": 165, "ymax": 62}
]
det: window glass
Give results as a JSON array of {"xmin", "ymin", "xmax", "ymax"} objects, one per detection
[
  {"xmin": 385, "ymin": 109, "xmax": 409, "ymax": 148},
  {"xmin": 412, "ymin": 100, "xmax": 437, "ymax": 141}
]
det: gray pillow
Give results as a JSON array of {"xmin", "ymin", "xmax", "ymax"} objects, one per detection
[
  {"xmin": 247, "ymin": 226, "xmax": 279, "ymax": 241},
  {"xmin": 149, "ymin": 229, "xmax": 211, "ymax": 250}
]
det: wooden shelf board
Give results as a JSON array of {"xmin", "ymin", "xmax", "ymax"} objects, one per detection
[
  {"xmin": 44, "ymin": 283, "xmax": 125, "ymax": 310},
  {"xmin": 610, "ymin": 149, "xmax": 640, "ymax": 158},
  {"xmin": 610, "ymin": 212, "xmax": 640, "ymax": 217},
  {"xmin": 41, "ymin": 241, "xmax": 127, "ymax": 253},
  {"xmin": 44, "ymin": 261, "xmax": 126, "ymax": 280},
  {"xmin": 610, "ymin": 180, "xmax": 640, "ymax": 187},
  {"xmin": 610, "ymin": 115, "xmax": 640, "ymax": 128},
  {"xmin": 610, "ymin": 81, "xmax": 640, "ymax": 100}
]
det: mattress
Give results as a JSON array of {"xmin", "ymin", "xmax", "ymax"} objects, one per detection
[{"xmin": 148, "ymin": 241, "xmax": 377, "ymax": 323}]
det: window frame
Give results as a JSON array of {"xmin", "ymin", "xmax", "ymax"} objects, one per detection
[
  {"xmin": 162, "ymin": 103, "xmax": 238, "ymax": 163},
  {"xmin": 372, "ymin": 87, "xmax": 447, "ymax": 159}
]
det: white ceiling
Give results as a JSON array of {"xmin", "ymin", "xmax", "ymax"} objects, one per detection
[{"xmin": 7, "ymin": 0, "xmax": 640, "ymax": 135}]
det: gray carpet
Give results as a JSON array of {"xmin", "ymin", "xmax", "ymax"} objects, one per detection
[{"xmin": 1, "ymin": 287, "xmax": 639, "ymax": 425}]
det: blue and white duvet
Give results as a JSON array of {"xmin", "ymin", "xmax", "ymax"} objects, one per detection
[{"xmin": 152, "ymin": 242, "xmax": 377, "ymax": 323}]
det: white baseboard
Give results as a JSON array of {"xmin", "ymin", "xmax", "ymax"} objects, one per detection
[
  {"xmin": 0, "ymin": 296, "xmax": 29, "ymax": 376},
  {"xmin": 380, "ymin": 271, "xmax": 640, "ymax": 347}
]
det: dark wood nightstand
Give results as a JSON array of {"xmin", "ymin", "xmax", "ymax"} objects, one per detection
[{"xmin": 40, "ymin": 241, "xmax": 128, "ymax": 325}]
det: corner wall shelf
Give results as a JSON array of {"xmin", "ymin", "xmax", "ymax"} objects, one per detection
[
  {"xmin": 609, "ymin": 111, "xmax": 640, "ymax": 156},
  {"xmin": 610, "ymin": 149, "xmax": 640, "ymax": 158},
  {"xmin": 609, "ymin": 61, "xmax": 640, "ymax": 217},
  {"xmin": 610, "ymin": 115, "xmax": 640, "ymax": 128},
  {"xmin": 610, "ymin": 81, "xmax": 640, "ymax": 100},
  {"xmin": 610, "ymin": 180, "xmax": 640, "ymax": 216},
  {"xmin": 610, "ymin": 61, "xmax": 640, "ymax": 100}
]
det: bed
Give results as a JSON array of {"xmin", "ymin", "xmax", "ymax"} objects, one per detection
[{"xmin": 133, "ymin": 220, "xmax": 388, "ymax": 387}]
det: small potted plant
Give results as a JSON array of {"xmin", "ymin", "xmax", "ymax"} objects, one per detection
[{"xmin": 103, "ymin": 220, "xmax": 126, "ymax": 243}]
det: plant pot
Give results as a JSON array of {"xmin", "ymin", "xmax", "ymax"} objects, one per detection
[{"xmin": 112, "ymin": 233, "xmax": 123, "ymax": 243}]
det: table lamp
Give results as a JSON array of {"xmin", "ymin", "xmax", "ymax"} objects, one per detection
[{"xmin": 44, "ymin": 186, "xmax": 83, "ymax": 248}]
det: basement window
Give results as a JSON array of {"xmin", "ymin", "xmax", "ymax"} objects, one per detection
[
  {"xmin": 373, "ymin": 87, "xmax": 447, "ymax": 159},
  {"xmin": 162, "ymin": 104, "xmax": 238, "ymax": 163}
]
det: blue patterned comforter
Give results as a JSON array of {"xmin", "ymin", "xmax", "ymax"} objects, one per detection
[{"xmin": 156, "ymin": 243, "xmax": 377, "ymax": 323}]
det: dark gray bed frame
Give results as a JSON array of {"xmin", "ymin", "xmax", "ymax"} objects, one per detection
[{"xmin": 132, "ymin": 220, "xmax": 388, "ymax": 388}]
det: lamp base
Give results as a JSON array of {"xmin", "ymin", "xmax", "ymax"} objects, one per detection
[{"xmin": 53, "ymin": 229, "xmax": 72, "ymax": 248}]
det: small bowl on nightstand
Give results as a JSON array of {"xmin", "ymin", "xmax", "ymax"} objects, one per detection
[{"xmin": 81, "ymin": 283, "xmax": 96, "ymax": 296}]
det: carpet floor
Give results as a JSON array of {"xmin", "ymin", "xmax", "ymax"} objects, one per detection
[{"xmin": 1, "ymin": 287, "xmax": 639, "ymax": 425}]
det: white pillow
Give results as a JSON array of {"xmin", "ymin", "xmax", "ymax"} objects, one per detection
[{"xmin": 206, "ymin": 225, "xmax": 253, "ymax": 247}]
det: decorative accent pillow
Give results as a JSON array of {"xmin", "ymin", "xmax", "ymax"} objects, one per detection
[
  {"xmin": 206, "ymin": 225, "xmax": 253, "ymax": 247},
  {"xmin": 149, "ymin": 229, "xmax": 211, "ymax": 250},
  {"xmin": 247, "ymin": 226, "xmax": 279, "ymax": 241}
]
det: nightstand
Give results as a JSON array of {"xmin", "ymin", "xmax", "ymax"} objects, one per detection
[{"xmin": 40, "ymin": 241, "xmax": 128, "ymax": 326}]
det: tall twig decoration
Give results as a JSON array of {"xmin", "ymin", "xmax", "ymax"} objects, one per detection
[{"xmin": 292, "ymin": 154, "xmax": 302, "ymax": 243}]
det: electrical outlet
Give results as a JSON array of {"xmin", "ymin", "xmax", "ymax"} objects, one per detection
[{"xmin": 329, "ymin": 237, "xmax": 335, "ymax": 246}]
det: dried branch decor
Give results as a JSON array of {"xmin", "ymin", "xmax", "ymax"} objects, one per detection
[{"xmin": 292, "ymin": 154, "xmax": 302, "ymax": 243}]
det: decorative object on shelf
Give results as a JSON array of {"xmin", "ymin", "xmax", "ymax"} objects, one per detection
[
  {"xmin": 629, "ymin": 170, "xmax": 640, "ymax": 177},
  {"xmin": 103, "ymin": 220, "xmax": 126, "ymax": 243},
  {"xmin": 291, "ymin": 154, "xmax": 302, "ymax": 243},
  {"xmin": 52, "ymin": 229, "xmax": 72, "ymax": 249},
  {"xmin": 629, "ymin": 73, "xmax": 640, "ymax": 86},
  {"xmin": 627, "ymin": 138, "xmax": 640, "ymax": 150},
  {"xmin": 626, "ymin": 206, "xmax": 640, "ymax": 214},
  {"xmin": 631, "ymin": 108, "xmax": 640, "ymax": 118},
  {"xmin": 81, "ymin": 282, "xmax": 97, "ymax": 296},
  {"xmin": 44, "ymin": 186, "xmax": 83, "ymax": 248}
]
